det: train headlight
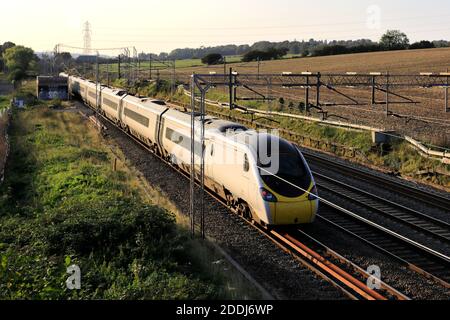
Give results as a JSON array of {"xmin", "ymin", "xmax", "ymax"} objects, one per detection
[
  {"xmin": 308, "ymin": 185, "xmax": 318, "ymax": 201},
  {"xmin": 260, "ymin": 188, "xmax": 278, "ymax": 203}
]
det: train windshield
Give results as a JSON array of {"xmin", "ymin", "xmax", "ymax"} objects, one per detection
[{"xmin": 259, "ymin": 140, "xmax": 311, "ymax": 198}]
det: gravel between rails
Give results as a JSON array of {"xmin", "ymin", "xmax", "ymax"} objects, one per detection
[
  {"xmin": 302, "ymin": 147, "xmax": 450, "ymax": 222},
  {"xmin": 78, "ymin": 104, "xmax": 346, "ymax": 300},
  {"xmin": 304, "ymin": 149, "xmax": 450, "ymax": 242},
  {"xmin": 317, "ymin": 188, "xmax": 450, "ymax": 257}
]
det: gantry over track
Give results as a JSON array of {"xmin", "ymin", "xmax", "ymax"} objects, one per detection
[{"xmin": 192, "ymin": 71, "xmax": 450, "ymax": 115}]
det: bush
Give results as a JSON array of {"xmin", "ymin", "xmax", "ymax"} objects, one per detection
[
  {"xmin": 409, "ymin": 41, "xmax": 435, "ymax": 50},
  {"xmin": 312, "ymin": 44, "xmax": 383, "ymax": 57},
  {"xmin": 201, "ymin": 53, "xmax": 223, "ymax": 65},
  {"xmin": 242, "ymin": 47, "xmax": 289, "ymax": 62},
  {"xmin": 40, "ymin": 198, "xmax": 177, "ymax": 258},
  {"xmin": 0, "ymin": 108, "xmax": 220, "ymax": 299}
]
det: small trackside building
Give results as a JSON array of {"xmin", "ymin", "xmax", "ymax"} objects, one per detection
[{"xmin": 36, "ymin": 76, "xmax": 69, "ymax": 100}]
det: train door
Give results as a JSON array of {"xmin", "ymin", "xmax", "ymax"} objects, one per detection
[
  {"xmin": 240, "ymin": 152, "xmax": 250, "ymax": 198},
  {"xmin": 118, "ymin": 95, "xmax": 126, "ymax": 124},
  {"xmin": 205, "ymin": 140, "xmax": 215, "ymax": 179}
]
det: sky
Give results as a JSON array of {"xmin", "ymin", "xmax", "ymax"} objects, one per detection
[{"xmin": 1, "ymin": 0, "xmax": 450, "ymax": 54}]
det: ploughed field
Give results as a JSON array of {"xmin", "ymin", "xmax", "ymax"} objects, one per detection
[{"xmin": 176, "ymin": 48, "xmax": 450, "ymax": 147}]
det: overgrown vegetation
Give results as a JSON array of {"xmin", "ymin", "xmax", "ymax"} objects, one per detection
[
  {"xmin": 242, "ymin": 48, "xmax": 289, "ymax": 62},
  {"xmin": 1, "ymin": 43, "xmax": 38, "ymax": 82},
  {"xmin": 0, "ymin": 106, "xmax": 254, "ymax": 299},
  {"xmin": 201, "ymin": 53, "xmax": 224, "ymax": 65},
  {"xmin": 0, "ymin": 96, "xmax": 9, "ymax": 110}
]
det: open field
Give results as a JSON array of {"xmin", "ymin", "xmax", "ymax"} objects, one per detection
[
  {"xmin": 182, "ymin": 48, "xmax": 450, "ymax": 74},
  {"xmin": 173, "ymin": 48, "xmax": 450, "ymax": 147},
  {"xmin": 99, "ymin": 55, "xmax": 243, "ymax": 74}
]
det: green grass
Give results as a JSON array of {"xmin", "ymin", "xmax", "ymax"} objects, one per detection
[
  {"xmin": 0, "ymin": 106, "xmax": 257, "ymax": 299},
  {"xmin": 99, "ymin": 55, "xmax": 245, "ymax": 75},
  {"xmin": 0, "ymin": 96, "xmax": 9, "ymax": 110},
  {"xmin": 99, "ymin": 58, "xmax": 203, "ymax": 74}
]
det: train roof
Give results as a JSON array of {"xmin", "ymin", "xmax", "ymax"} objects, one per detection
[
  {"xmin": 101, "ymin": 86, "xmax": 127, "ymax": 96},
  {"xmin": 204, "ymin": 119, "xmax": 248, "ymax": 134},
  {"xmin": 123, "ymin": 94, "xmax": 169, "ymax": 113},
  {"xmin": 163, "ymin": 109, "xmax": 250, "ymax": 135}
]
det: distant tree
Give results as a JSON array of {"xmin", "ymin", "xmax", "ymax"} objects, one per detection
[
  {"xmin": 3, "ymin": 45, "xmax": 36, "ymax": 81},
  {"xmin": 52, "ymin": 52, "xmax": 74, "ymax": 73},
  {"xmin": 242, "ymin": 50, "xmax": 265, "ymax": 62},
  {"xmin": 242, "ymin": 47, "xmax": 288, "ymax": 62},
  {"xmin": 312, "ymin": 45, "xmax": 348, "ymax": 56},
  {"xmin": 59, "ymin": 52, "xmax": 73, "ymax": 62},
  {"xmin": 56, "ymin": 52, "xmax": 73, "ymax": 65},
  {"xmin": 432, "ymin": 40, "xmax": 450, "ymax": 48},
  {"xmin": 0, "ymin": 41, "xmax": 16, "ymax": 72},
  {"xmin": 159, "ymin": 52, "xmax": 169, "ymax": 60},
  {"xmin": 201, "ymin": 53, "xmax": 223, "ymax": 65},
  {"xmin": 0, "ymin": 41, "xmax": 16, "ymax": 54},
  {"xmin": 348, "ymin": 43, "xmax": 382, "ymax": 53},
  {"xmin": 291, "ymin": 44, "xmax": 301, "ymax": 55},
  {"xmin": 301, "ymin": 48, "xmax": 310, "ymax": 57},
  {"xmin": 268, "ymin": 47, "xmax": 289, "ymax": 58},
  {"xmin": 409, "ymin": 40, "xmax": 435, "ymax": 50},
  {"xmin": 380, "ymin": 30, "xmax": 410, "ymax": 50}
]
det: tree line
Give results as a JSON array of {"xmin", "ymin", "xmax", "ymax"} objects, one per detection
[
  {"xmin": 0, "ymin": 42, "xmax": 39, "ymax": 82},
  {"xmin": 161, "ymin": 30, "xmax": 449, "ymax": 63}
]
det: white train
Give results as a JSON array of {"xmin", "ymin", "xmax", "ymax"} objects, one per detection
[{"xmin": 61, "ymin": 73, "xmax": 319, "ymax": 226}]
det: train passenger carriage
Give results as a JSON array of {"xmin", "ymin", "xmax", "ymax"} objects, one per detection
[
  {"xmin": 122, "ymin": 96, "xmax": 169, "ymax": 150},
  {"xmin": 100, "ymin": 87, "xmax": 127, "ymax": 123},
  {"xmin": 160, "ymin": 109, "xmax": 205, "ymax": 166},
  {"xmin": 85, "ymin": 81, "xmax": 101, "ymax": 109}
]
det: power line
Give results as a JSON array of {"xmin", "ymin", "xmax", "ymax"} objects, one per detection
[{"xmin": 93, "ymin": 13, "xmax": 450, "ymax": 32}]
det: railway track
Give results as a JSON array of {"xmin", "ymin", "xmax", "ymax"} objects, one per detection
[
  {"xmin": 80, "ymin": 104, "xmax": 408, "ymax": 300},
  {"xmin": 303, "ymin": 150, "xmax": 450, "ymax": 213},
  {"xmin": 316, "ymin": 202, "xmax": 450, "ymax": 288},
  {"xmin": 313, "ymin": 172, "xmax": 450, "ymax": 244},
  {"xmin": 267, "ymin": 227, "xmax": 409, "ymax": 300}
]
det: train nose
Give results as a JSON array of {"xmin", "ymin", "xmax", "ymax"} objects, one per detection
[{"xmin": 274, "ymin": 200, "xmax": 317, "ymax": 225}]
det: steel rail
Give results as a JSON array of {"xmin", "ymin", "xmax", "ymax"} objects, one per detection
[
  {"xmin": 285, "ymin": 228, "xmax": 410, "ymax": 300},
  {"xmin": 313, "ymin": 172, "xmax": 450, "ymax": 243},
  {"xmin": 303, "ymin": 150, "xmax": 450, "ymax": 212},
  {"xmin": 316, "ymin": 206, "xmax": 450, "ymax": 288}
]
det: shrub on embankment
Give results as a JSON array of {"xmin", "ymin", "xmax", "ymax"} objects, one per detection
[{"xmin": 0, "ymin": 107, "xmax": 218, "ymax": 299}]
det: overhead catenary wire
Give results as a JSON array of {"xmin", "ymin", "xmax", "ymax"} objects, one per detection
[{"xmin": 93, "ymin": 13, "xmax": 450, "ymax": 32}]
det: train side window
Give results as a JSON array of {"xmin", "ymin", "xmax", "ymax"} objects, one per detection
[{"xmin": 243, "ymin": 154, "xmax": 249, "ymax": 172}]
